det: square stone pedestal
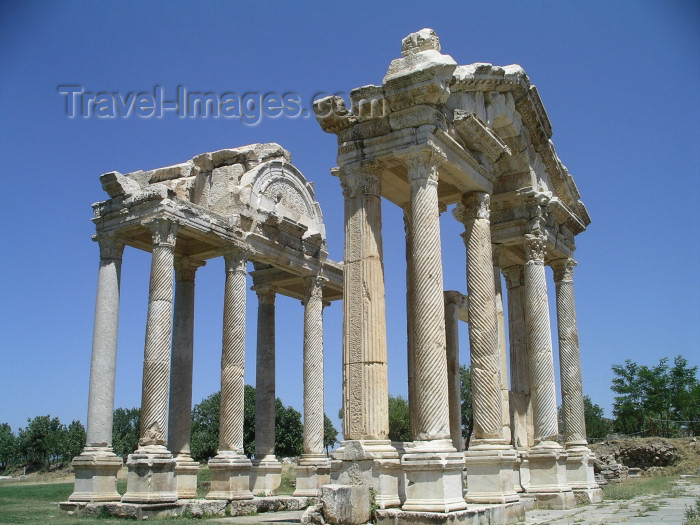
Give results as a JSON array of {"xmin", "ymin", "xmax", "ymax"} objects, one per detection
[
  {"xmin": 565, "ymin": 446, "xmax": 603, "ymax": 504},
  {"xmin": 69, "ymin": 448, "xmax": 123, "ymax": 502},
  {"xmin": 294, "ymin": 454, "xmax": 331, "ymax": 497},
  {"xmin": 401, "ymin": 439, "xmax": 467, "ymax": 512},
  {"xmin": 464, "ymin": 444, "xmax": 520, "ymax": 504},
  {"xmin": 206, "ymin": 453, "xmax": 253, "ymax": 500},
  {"xmin": 173, "ymin": 456, "xmax": 199, "ymax": 499},
  {"xmin": 250, "ymin": 456, "xmax": 282, "ymax": 496},
  {"xmin": 121, "ymin": 446, "xmax": 178, "ymax": 503},
  {"xmin": 521, "ymin": 443, "xmax": 575, "ymax": 509},
  {"xmin": 331, "ymin": 440, "xmax": 401, "ymax": 509}
]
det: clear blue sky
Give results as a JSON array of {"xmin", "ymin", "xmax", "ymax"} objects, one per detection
[{"xmin": 1, "ymin": 1, "xmax": 698, "ymax": 438}]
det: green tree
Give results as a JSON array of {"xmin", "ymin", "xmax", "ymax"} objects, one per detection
[
  {"xmin": 323, "ymin": 414, "xmax": 338, "ymax": 454},
  {"xmin": 460, "ymin": 365, "xmax": 473, "ymax": 448},
  {"xmin": 388, "ymin": 395, "xmax": 410, "ymax": 442},
  {"xmin": 62, "ymin": 420, "xmax": 86, "ymax": 462},
  {"xmin": 190, "ymin": 392, "xmax": 219, "ymax": 462},
  {"xmin": 582, "ymin": 396, "xmax": 612, "ymax": 441},
  {"xmin": 112, "ymin": 408, "xmax": 140, "ymax": 460},
  {"xmin": 0, "ymin": 423, "xmax": 17, "ymax": 470},
  {"xmin": 17, "ymin": 415, "xmax": 64, "ymax": 468},
  {"xmin": 274, "ymin": 399, "xmax": 303, "ymax": 457}
]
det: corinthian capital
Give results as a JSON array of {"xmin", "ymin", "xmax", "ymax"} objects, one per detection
[
  {"xmin": 147, "ymin": 219, "xmax": 178, "ymax": 247},
  {"xmin": 501, "ymin": 265, "xmax": 524, "ymax": 290},
  {"xmin": 524, "ymin": 233, "xmax": 546, "ymax": 263},
  {"xmin": 174, "ymin": 257, "xmax": 205, "ymax": 281},
  {"xmin": 254, "ymin": 284, "xmax": 277, "ymax": 304},
  {"xmin": 303, "ymin": 274, "xmax": 328, "ymax": 304},
  {"xmin": 339, "ymin": 161, "xmax": 382, "ymax": 199},
  {"xmin": 453, "ymin": 191, "xmax": 490, "ymax": 224},
  {"xmin": 404, "ymin": 145, "xmax": 444, "ymax": 184},
  {"xmin": 550, "ymin": 258, "xmax": 577, "ymax": 283},
  {"xmin": 94, "ymin": 233, "xmax": 125, "ymax": 260},
  {"xmin": 223, "ymin": 246, "xmax": 249, "ymax": 273}
]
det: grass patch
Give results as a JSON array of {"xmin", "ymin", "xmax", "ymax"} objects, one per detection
[
  {"xmin": 278, "ymin": 463, "xmax": 295, "ymax": 495},
  {"xmin": 602, "ymin": 475, "xmax": 681, "ymax": 500},
  {"xmin": 685, "ymin": 498, "xmax": 700, "ymax": 525}
]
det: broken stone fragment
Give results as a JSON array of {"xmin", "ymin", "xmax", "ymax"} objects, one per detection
[{"xmin": 100, "ymin": 171, "xmax": 141, "ymax": 198}]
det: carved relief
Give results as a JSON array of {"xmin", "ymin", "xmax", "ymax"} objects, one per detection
[
  {"xmin": 524, "ymin": 233, "xmax": 546, "ymax": 263},
  {"xmin": 551, "ymin": 258, "xmax": 576, "ymax": 283}
]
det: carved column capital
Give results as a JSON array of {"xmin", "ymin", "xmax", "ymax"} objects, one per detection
[
  {"xmin": 339, "ymin": 161, "xmax": 382, "ymax": 199},
  {"xmin": 550, "ymin": 258, "xmax": 577, "ymax": 283},
  {"xmin": 491, "ymin": 244, "xmax": 502, "ymax": 267},
  {"xmin": 404, "ymin": 146, "xmax": 444, "ymax": 184},
  {"xmin": 303, "ymin": 274, "xmax": 327, "ymax": 304},
  {"xmin": 223, "ymin": 246, "xmax": 248, "ymax": 273},
  {"xmin": 94, "ymin": 234, "xmax": 126, "ymax": 261},
  {"xmin": 174, "ymin": 257, "xmax": 205, "ymax": 282},
  {"xmin": 146, "ymin": 219, "xmax": 178, "ymax": 247},
  {"xmin": 501, "ymin": 265, "xmax": 524, "ymax": 290},
  {"xmin": 253, "ymin": 284, "xmax": 277, "ymax": 305},
  {"xmin": 524, "ymin": 234, "xmax": 546, "ymax": 264},
  {"xmin": 453, "ymin": 191, "xmax": 490, "ymax": 224}
]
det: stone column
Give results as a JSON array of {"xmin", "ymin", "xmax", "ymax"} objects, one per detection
[
  {"xmin": 401, "ymin": 149, "xmax": 466, "ymax": 513},
  {"xmin": 403, "ymin": 205, "xmax": 417, "ymax": 441},
  {"xmin": 250, "ymin": 284, "xmax": 282, "ymax": 496},
  {"xmin": 207, "ymin": 247, "xmax": 253, "ymax": 500},
  {"xmin": 521, "ymin": 226, "xmax": 574, "ymax": 508},
  {"xmin": 492, "ymin": 246, "xmax": 512, "ymax": 444},
  {"xmin": 294, "ymin": 275, "xmax": 331, "ymax": 497},
  {"xmin": 443, "ymin": 291, "xmax": 465, "ymax": 452},
  {"xmin": 168, "ymin": 257, "xmax": 204, "ymax": 499},
  {"xmin": 69, "ymin": 234, "xmax": 125, "ymax": 502},
  {"xmin": 455, "ymin": 192, "xmax": 518, "ymax": 504},
  {"xmin": 551, "ymin": 258, "xmax": 601, "ymax": 503},
  {"xmin": 331, "ymin": 161, "xmax": 400, "ymax": 509},
  {"xmin": 123, "ymin": 219, "xmax": 179, "ymax": 504}
]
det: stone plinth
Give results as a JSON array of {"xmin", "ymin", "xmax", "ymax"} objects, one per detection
[
  {"xmin": 69, "ymin": 449, "xmax": 122, "ymax": 502},
  {"xmin": 294, "ymin": 454, "xmax": 331, "ymax": 497},
  {"xmin": 173, "ymin": 456, "xmax": 199, "ymax": 499},
  {"xmin": 121, "ymin": 446, "xmax": 177, "ymax": 503},
  {"xmin": 331, "ymin": 440, "xmax": 400, "ymax": 509},
  {"xmin": 206, "ymin": 454, "xmax": 253, "ymax": 500},
  {"xmin": 521, "ymin": 444, "xmax": 574, "ymax": 509},
  {"xmin": 321, "ymin": 484, "xmax": 371, "ymax": 524},
  {"xmin": 376, "ymin": 501, "xmax": 525, "ymax": 525},
  {"xmin": 464, "ymin": 444, "xmax": 519, "ymax": 504},
  {"xmin": 250, "ymin": 456, "xmax": 282, "ymax": 496},
  {"xmin": 565, "ymin": 446, "xmax": 602, "ymax": 503},
  {"xmin": 401, "ymin": 440, "xmax": 466, "ymax": 512}
]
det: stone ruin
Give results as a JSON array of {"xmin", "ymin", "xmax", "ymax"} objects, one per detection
[{"xmin": 65, "ymin": 29, "xmax": 601, "ymax": 525}]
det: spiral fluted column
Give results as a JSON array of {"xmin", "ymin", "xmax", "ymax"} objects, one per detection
[
  {"xmin": 454, "ymin": 193, "xmax": 505, "ymax": 444},
  {"xmin": 523, "ymin": 233, "xmax": 559, "ymax": 445},
  {"xmin": 139, "ymin": 220, "xmax": 178, "ymax": 448},
  {"xmin": 551, "ymin": 259, "xmax": 587, "ymax": 447},
  {"xmin": 69, "ymin": 234, "xmax": 125, "ymax": 502},
  {"xmin": 302, "ymin": 275, "xmax": 326, "ymax": 456},
  {"xmin": 405, "ymin": 150, "xmax": 450, "ymax": 442}
]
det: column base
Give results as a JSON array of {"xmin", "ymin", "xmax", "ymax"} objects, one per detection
[
  {"xmin": 68, "ymin": 447, "xmax": 123, "ymax": 502},
  {"xmin": 521, "ymin": 442, "xmax": 575, "ymax": 509},
  {"xmin": 331, "ymin": 440, "xmax": 401, "ymax": 509},
  {"xmin": 121, "ymin": 446, "xmax": 177, "ymax": 503},
  {"xmin": 293, "ymin": 454, "xmax": 331, "ymax": 497},
  {"xmin": 250, "ymin": 455, "xmax": 282, "ymax": 496},
  {"xmin": 464, "ymin": 443, "xmax": 520, "ymax": 504},
  {"xmin": 401, "ymin": 439, "xmax": 467, "ymax": 513},
  {"xmin": 206, "ymin": 453, "xmax": 253, "ymax": 500},
  {"xmin": 173, "ymin": 455, "xmax": 199, "ymax": 499},
  {"xmin": 565, "ymin": 445, "xmax": 602, "ymax": 503}
]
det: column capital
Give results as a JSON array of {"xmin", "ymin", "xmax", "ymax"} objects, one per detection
[
  {"xmin": 303, "ymin": 274, "xmax": 327, "ymax": 304},
  {"xmin": 339, "ymin": 160, "xmax": 383, "ymax": 199},
  {"xmin": 253, "ymin": 284, "xmax": 277, "ymax": 304},
  {"xmin": 94, "ymin": 233, "xmax": 125, "ymax": 260},
  {"xmin": 491, "ymin": 244, "xmax": 502, "ymax": 267},
  {"xmin": 524, "ymin": 233, "xmax": 546, "ymax": 264},
  {"xmin": 223, "ymin": 246, "xmax": 249, "ymax": 273},
  {"xmin": 174, "ymin": 257, "xmax": 205, "ymax": 281},
  {"xmin": 501, "ymin": 265, "xmax": 524, "ymax": 290},
  {"xmin": 146, "ymin": 218, "xmax": 178, "ymax": 247},
  {"xmin": 404, "ymin": 145, "xmax": 445, "ymax": 184},
  {"xmin": 453, "ymin": 191, "xmax": 490, "ymax": 223},
  {"xmin": 550, "ymin": 258, "xmax": 577, "ymax": 283}
]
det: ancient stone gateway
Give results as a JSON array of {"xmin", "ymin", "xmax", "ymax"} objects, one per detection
[
  {"xmin": 313, "ymin": 28, "xmax": 601, "ymax": 520},
  {"xmin": 68, "ymin": 143, "xmax": 342, "ymax": 504}
]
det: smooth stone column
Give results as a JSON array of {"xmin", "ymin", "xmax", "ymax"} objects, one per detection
[
  {"xmin": 331, "ymin": 162, "xmax": 400, "ymax": 510},
  {"xmin": 443, "ymin": 291, "xmax": 465, "ymax": 452},
  {"xmin": 294, "ymin": 275, "xmax": 331, "ymax": 497},
  {"xmin": 455, "ymin": 192, "xmax": 518, "ymax": 504},
  {"xmin": 551, "ymin": 258, "xmax": 602, "ymax": 503},
  {"xmin": 522, "ymin": 228, "xmax": 573, "ymax": 509},
  {"xmin": 502, "ymin": 264, "xmax": 533, "ymax": 493},
  {"xmin": 403, "ymin": 205, "xmax": 417, "ymax": 441},
  {"xmin": 401, "ymin": 149, "xmax": 466, "ymax": 513},
  {"xmin": 207, "ymin": 247, "xmax": 253, "ymax": 500},
  {"xmin": 250, "ymin": 284, "xmax": 282, "ymax": 496},
  {"xmin": 69, "ymin": 234, "xmax": 125, "ymax": 502},
  {"xmin": 168, "ymin": 257, "xmax": 204, "ymax": 499},
  {"xmin": 123, "ymin": 219, "xmax": 179, "ymax": 504},
  {"xmin": 492, "ymin": 246, "xmax": 512, "ymax": 445}
]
